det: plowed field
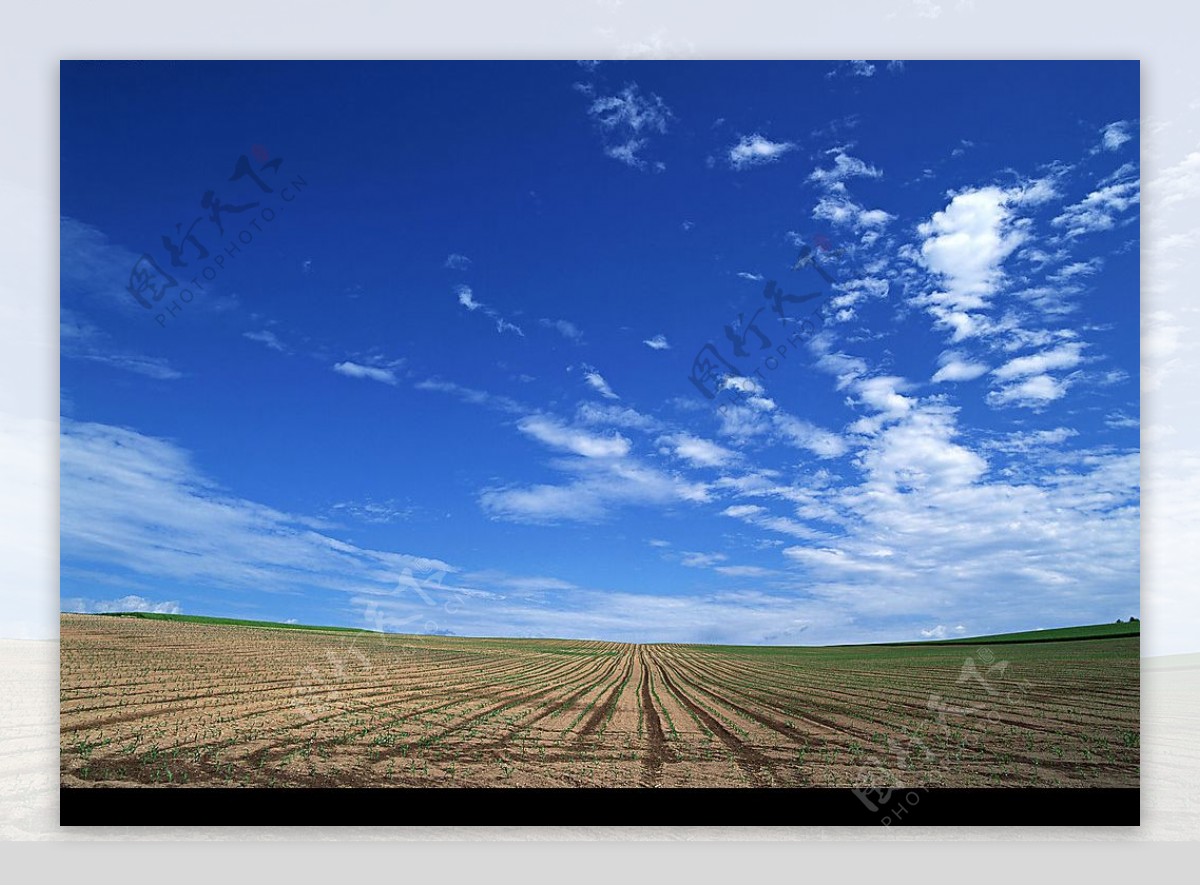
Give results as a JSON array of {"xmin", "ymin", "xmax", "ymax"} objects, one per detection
[{"xmin": 60, "ymin": 614, "xmax": 1139, "ymax": 788}]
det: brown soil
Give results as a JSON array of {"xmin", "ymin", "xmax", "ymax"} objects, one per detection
[{"xmin": 59, "ymin": 614, "xmax": 1139, "ymax": 788}]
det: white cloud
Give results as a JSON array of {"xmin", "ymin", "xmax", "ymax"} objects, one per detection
[
  {"xmin": 332, "ymin": 362, "xmax": 398, "ymax": 385},
  {"xmin": 540, "ymin": 318, "xmax": 582, "ymax": 341},
  {"xmin": 61, "ymin": 309, "xmax": 184, "ymax": 380},
  {"xmin": 773, "ymin": 415, "xmax": 847, "ymax": 458},
  {"xmin": 76, "ymin": 354, "xmax": 184, "ymax": 381},
  {"xmin": 1052, "ymin": 176, "xmax": 1140, "ymax": 238},
  {"xmin": 992, "ymin": 342, "xmax": 1084, "ymax": 381},
  {"xmin": 827, "ymin": 60, "xmax": 876, "ymax": 79},
  {"xmin": 456, "ymin": 284, "xmax": 482, "ymax": 311},
  {"xmin": 64, "ymin": 594, "xmax": 182, "ymax": 615},
  {"xmin": 856, "ymin": 404, "xmax": 987, "ymax": 491},
  {"xmin": 61, "ymin": 419, "xmax": 454, "ymax": 615},
  {"xmin": 713, "ymin": 565, "xmax": 775, "ymax": 578},
  {"xmin": 737, "ymin": 272, "xmax": 764, "ymax": 282},
  {"xmin": 813, "ymin": 194, "xmax": 894, "ymax": 232},
  {"xmin": 854, "ymin": 375, "xmax": 915, "ymax": 421},
  {"xmin": 728, "ymin": 134, "xmax": 796, "ymax": 170},
  {"xmin": 987, "ymin": 427, "xmax": 1078, "ymax": 452},
  {"xmin": 454, "ymin": 285, "xmax": 524, "ymax": 336},
  {"xmin": 1048, "ymin": 259, "xmax": 1102, "ymax": 284},
  {"xmin": 1151, "ymin": 151, "xmax": 1200, "ymax": 209},
  {"xmin": 444, "ymin": 253, "xmax": 472, "ymax": 270},
  {"xmin": 581, "ymin": 365, "xmax": 619, "ymax": 400},
  {"xmin": 243, "ymin": 330, "xmax": 286, "ymax": 352},
  {"xmin": 919, "ymin": 624, "xmax": 950, "ymax": 639},
  {"xmin": 517, "ymin": 415, "xmax": 631, "ymax": 459},
  {"xmin": 587, "ymin": 84, "xmax": 672, "ymax": 170},
  {"xmin": 480, "ymin": 457, "xmax": 708, "ymax": 524},
  {"xmin": 680, "ymin": 551, "xmax": 727, "ymax": 568},
  {"xmin": 1099, "ymin": 120, "xmax": 1134, "ymax": 152},
  {"xmin": 716, "ymin": 404, "xmax": 773, "ymax": 441},
  {"xmin": 643, "ymin": 334, "xmax": 671, "ymax": 350},
  {"xmin": 931, "ymin": 351, "xmax": 989, "ymax": 383},
  {"xmin": 808, "ymin": 150, "xmax": 882, "ymax": 190},
  {"xmin": 987, "ymin": 373, "xmax": 1069, "ymax": 407},
  {"xmin": 575, "ymin": 402, "xmax": 661, "ymax": 432},
  {"xmin": 916, "ymin": 186, "xmax": 1025, "ymax": 316},
  {"xmin": 660, "ymin": 434, "xmax": 736, "ymax": 468},
  {"xmin": 722, "ymin": 375, "xmax": 764, "ymax": 395}
]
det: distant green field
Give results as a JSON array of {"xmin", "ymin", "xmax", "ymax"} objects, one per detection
[
  {"xmin": 95, "ymin": 611, "xmax": 371, "ymax": 634},
  {"xmin": 87, "ymin": 611, "xmax": 1139, "ymax": 648}
]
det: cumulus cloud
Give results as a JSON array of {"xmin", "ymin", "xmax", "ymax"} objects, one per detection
[
  {"xmin": 918, "ymin": 186, "xmax": 1024, "ymax": 312},
  {"xmin": 728, "ymin": 134, "xmax": 796, "ymax": 170}
]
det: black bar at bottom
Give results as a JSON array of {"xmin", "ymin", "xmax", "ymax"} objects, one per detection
[{"xmin": 61, "ymin": 787, "xmax": 1138, "ymax": 827}]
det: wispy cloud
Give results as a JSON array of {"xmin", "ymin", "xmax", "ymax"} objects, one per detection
[
  {"xmin": 454, "ymin": 285, "xmax": 524, "ymax": 336},
  {"xmin": 332, "ymin": 361, "xmax": 399, "ymax": 385},
  {"xmin": 642, "ymin": 334, "xmax": 671, "ymax": 350},
  {"xmin": 931, "ymin": 351, "xmax": 989, "ymax": 383},
  {"xmin": 808, "ymin": 150, "xmax": 882, "ymax": 190},
  {"xmin": 585, "ymin": 83, "xmax": 672, "ymax": 171},
  {"xmin": 539, "ymin": 318, "xmax": 583, "ymax": 341},
  {"xmin": 444, "ymin": 253, "xmax": 472, "ymax": 270},
  {"xmin": 659, "ymin": 433, "xmax": 736, "ymax": 468},
  {"xmin": 61, "ymin": 308, "xmax": 183, "ymax": 380},
  {"xmin": 580, "ymin": 364, "xmax": 620, "ymax": 399},
  {"xmin": 827, "ymin": 60, "xmax": 876, "ymax": 79},
  {"xmin": 517, "ymin": 415, "xmax": 631, "ymax": 458},
  {"xmin": 986, "ymin": 373, "xmax": 1069, "ymax": 407},
  {"xmin": 243, "ymin": 330, "xmax": 287, "ymax": 352},
  {"xmin": 1097, "ymin": 120, "xmax": 1135, "ymax": 152},
  {"xmin": 456, "ymin": 284, "xmax": 482, "ymax": 311},
  {"xmin": 1052, "ymin": 169, "xmax": 1140, "ymax": 238},
  {"xmin": 61, "ymin": 419, "xmax": 453, "ymax": 608},
  {"xmin": 992, "ymin": 342, "xmax": 1085, "ymax": 381},
  {"xmin": 62, "ymin": 594, "xmax": 181, "ymax": 615}
]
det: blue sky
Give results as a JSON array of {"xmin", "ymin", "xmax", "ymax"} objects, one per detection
[{"xmin": 60, "ymin": 60, "xmax": 1140, "ymax": 645}]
